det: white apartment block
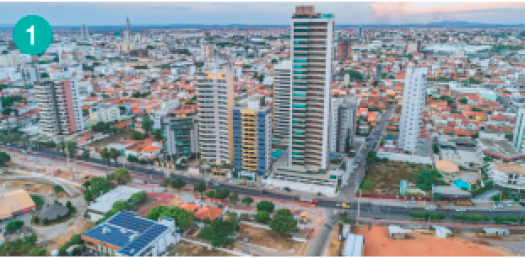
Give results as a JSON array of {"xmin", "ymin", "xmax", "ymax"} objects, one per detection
[
  {"xmin": 273, "ymin": 60, "xmax": 292, "ymax": 142},
  {"xmin": 35, "ymin": 79, "xmax": 84, "ymax": 136},
  {"xmin": 398, "ymin": 67, "xmax": 427, "ymax": 154},
  {"xmin": 330, "ymin": 95, "xmax": 357, "ymax": 153},
  {"xmin": 197, "ymin": 61, "xmax": 234, "ymax": 165},
  {"xmin": 89, "ymin": 104, "xmax": 121, "ymax": 123},
  {"xmin": 512, "ymin": 107, "xmax": 525, "ymax": 153},
  {"xmin": 488, "ymin": 162, "xmax": 525, "ymax": 190}
]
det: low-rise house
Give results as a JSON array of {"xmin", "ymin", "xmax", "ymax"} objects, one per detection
[
  {"xmin": 488, "ymin": 161, "xmax": 525, "ymax": 190},
  {"xmin": 0, "ymin": 189, "xmax": 36, "ymax": 222},
  {"xmin": 86, "ymin": 186, "xmax": 144, "ymax": 221}
]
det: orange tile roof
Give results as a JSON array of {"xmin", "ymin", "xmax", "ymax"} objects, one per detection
[
  {"xmin": 194, "ymin": 206, "xmax": 224, "ymax": 221},
  {"xmin": 180, "ymin": 203, "xmax": 199, "ymax": 212}
]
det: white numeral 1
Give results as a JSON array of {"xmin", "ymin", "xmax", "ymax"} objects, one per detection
[{"xmin": 27, "ymin": 25, "xmax": 34, "ymax": 45}]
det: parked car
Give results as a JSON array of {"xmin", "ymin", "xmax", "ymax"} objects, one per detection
[
  {"xmin": 425, "ymin": 206, "xmax": 437, "ymax": 211},
  {"xmin": 284, "ymin": 187, "xmax": 291, "ymax": 192}
]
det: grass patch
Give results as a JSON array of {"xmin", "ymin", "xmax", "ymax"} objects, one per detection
[{"xmin": 360, "ymin": 178, "xmax": 376, "ymax": 190}]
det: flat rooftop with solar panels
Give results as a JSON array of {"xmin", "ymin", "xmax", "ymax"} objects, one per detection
[{"xmin": 81, "ymin": 211, "xmax": 180, "ymax": 256}]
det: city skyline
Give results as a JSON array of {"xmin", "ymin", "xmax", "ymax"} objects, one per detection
[{"xmin": 1, "ymin": 2, "xmax": 525, "ymax": 26}]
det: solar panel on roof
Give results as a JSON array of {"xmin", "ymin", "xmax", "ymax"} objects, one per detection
[{"xmin": 119, "ymin": 224, "xmax": 168, "ymax": 256}]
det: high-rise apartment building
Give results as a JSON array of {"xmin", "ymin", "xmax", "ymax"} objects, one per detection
[
  {"xmin": 336, "ymin": 40, "xmax": 351, "ymax": 61},
  {"xmin": 398, "ymin": 67, "xmax": 427, "ymax": 154},
  {"xmin": 272, "ymin": 60, "xmax": 292, "ymax": 142},
  {"xmin": 288, "ymin": 5, "xmax": 334, "ymax": 172},
  {"xmin": 164, "ymin": 108, "xmax": 199, "ymax": 157},
  {"xmin": 35, "ymin": 80, "xmax": 84, "ymax": 136},
  {"xmin": 232, "ymin": 95, "xmax": 272, "ymax": 176},
  {"xmin": 513, "ymin": 108, "xmax": 525, "ymax": 153},
  {"xmin": 80, "ymin": 24, "xmax": 88, "ymax": 41},
  {"xmin": 330, "ymin": 95, "xmax": 357, "ymax": 153},
  {"xmin": 197, "ymin": 61, "xmax": 234, "ymax": 165}
]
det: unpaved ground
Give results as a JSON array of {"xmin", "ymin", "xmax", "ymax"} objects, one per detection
[
  {"xmin": 45, "ymin": 219, "xmax": 94, "ymax": 254},
  {"xmin": 463, "ymin": 235, "xmax": 525, "ymax": 256},
  {"xmin": 325, "ymin": 223, "xmax": 342, "ymax": 256},
  {"xmin": 356, "ymin": 226, "xmax": 512, "ymax": 256},
  {"xmin": 171, "ymin": 242, "xmax": 234, "ymax": 256},
  {"xmin": 0, "ymin": 179, "xmax": 70, "ymax": 199},
  {"xmin": 237, "ymin": 224, "xmax": 305, "ymax": 255}
]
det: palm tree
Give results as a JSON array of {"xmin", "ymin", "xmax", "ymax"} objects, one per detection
[{"xmin": 100, "ymin": 147, "xmax": 111, "ymax": 166}]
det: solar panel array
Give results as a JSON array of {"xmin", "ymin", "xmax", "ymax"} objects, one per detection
[
  {"xmin": 82, "ymin": 211, "xmax": 170, "ymax": 256},
  {"xmin": 82, "ymin": 224, "xmax": 136, "ymax": 248},
  {"xmin": 107, "ymin": 211, "xmax": 154, "ymax": 233},
  {"xmin": 119, "ymin": 224, "xmax": 169, "ymax": 256}
]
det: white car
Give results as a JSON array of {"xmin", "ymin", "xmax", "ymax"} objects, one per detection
[
  {"xmin": 425, "ymin": 206, "xmax": 437, "ymax": 211},
  {"xmin": 455, "ymin": 208, "xmax": 466, "ymax": 212},
  {"xmin": 212, "ymin": 182, "xmax": 220, "ymax": 187}
]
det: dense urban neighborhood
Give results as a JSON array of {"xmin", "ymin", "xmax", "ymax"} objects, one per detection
[{"xmin": 2, "ymin": 2, "xmax": 525, "ymax": 257}]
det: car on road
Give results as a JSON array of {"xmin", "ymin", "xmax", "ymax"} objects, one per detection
[
  {"xmin": 212, "ymin": 182, "xmax": 220, "ymax": 187},
  {"xmin": 336, "ymin": 203, "xmax": 351, "ymax": 209},
  {"xmin": 455, "ymin": 208, "xmax": 466, "ymax": 212},
  {"xmin": 405, "ymin": 205, "xmax": 413, "ymax": 209},
  {"xmin": 247, "ymin": 183, "xmax": 255, "ymax": 187},
  {"xmin": 261, "ymin": 190, "xmax": 270, "ymax": 194},
  {"xmin": 425, "ymin": 206, "xmax": 437, "ymax": 211}
]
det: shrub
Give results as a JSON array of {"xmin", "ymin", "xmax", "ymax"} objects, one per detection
[{"xmin": 254, "ymin": 211, "xmax": 270, "ymax": 223}]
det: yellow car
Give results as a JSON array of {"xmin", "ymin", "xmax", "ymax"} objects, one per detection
[{"xmin": 337, "ymin": 203, "xmax": 351, "ymax": 209}]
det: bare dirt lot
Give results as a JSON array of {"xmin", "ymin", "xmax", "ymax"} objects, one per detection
[
  {"xmin": 0, "ymin": 179, "xmax": 70, "ymax": 199},
  {"xmin": 237, "ymin": 224, "xmax": 306, "ymax": 255},
  {"xmin": 171, "ymin": 242, "xmax": 234, "ymax": 256},
  {"xmin": 45, "ymin": 219, "xmax": 94, "ymax": 254},
  {"xmin": 356, "ymin": 226, "xmax": 512, "ymax": 256}
]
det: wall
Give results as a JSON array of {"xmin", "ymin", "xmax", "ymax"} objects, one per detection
[{"xmin": 376, "ymin": 151, "xmax": 432, "ymax": 165}]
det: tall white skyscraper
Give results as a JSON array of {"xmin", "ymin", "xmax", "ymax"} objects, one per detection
[
  {"xmin": 197, "ymin": 61, "xmax": 235, "ymax": 165},
  {"xmin": 513, "ymin": 108, "xmax": 525, "ymax": 153},
  {"xmin": 398, "ymin": 66, "xmax": 427, "ymax": 154},
  {"xmin": 273, "ymin": 60, "xmax": 292, "ymax": 142}
]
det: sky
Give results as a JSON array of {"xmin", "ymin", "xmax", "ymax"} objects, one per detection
[{"xmin": 1, "ymin": 2, "xmax": 525, "ymax": 26}]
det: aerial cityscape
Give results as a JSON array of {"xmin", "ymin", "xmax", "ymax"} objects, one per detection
[{"xmin": 2, "ymin": 1, "xmax": 525, "ymax": 257}]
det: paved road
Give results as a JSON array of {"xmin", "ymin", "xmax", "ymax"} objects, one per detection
[
  {"xmin": 304, "ymin": 209, "xmax": 339, "ymax": 256},
  {"xmin": 5, "ymin": 143, "xmax": 525, "ymax": 219}
]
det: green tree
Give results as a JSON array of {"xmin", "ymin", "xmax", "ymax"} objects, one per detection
[
  {"xmin": 256, "ymin": 200, "xmax": 275, "ymax": 212},
  {"xmin": 152, "ymin": 129, "xmax": 163, "ymax": 141},
  {"xmin": 109, "ymin": 147, "xmax": 122, "ymax": 165},
  {"xmin": 142, "ymin": 114, "xmax": 154, "ymax": 136},
  {"xmin": 194, "ymin": 183, "xmax": 207, "ymax": 195},
  {"xmin": 171, "ymin": 178, "xmax": 186, "ymax": 189},
  {"xmin": 0, "ymin": 151, "xmax": 11, "ymax": 167},
  {"xmin": 459, "ymin": 98, "xmax": 468, "ymax": 104},
  {"xmin": 113, "ymin": 167, "xmax": 132, "ymax": 185},
  {"xmin": 130, "ymin": 130, "xmax": 145, "ymax": 140},
  {"xmin": 127, "ymin": 154, "xmax": 140, "ymax": 163},
  {"xmin": 269, "ymin": 209, "xmax": 297, "ymax": 234},
  {"xmin": 254, "ymin": 211, "xmax": 270, "ymax": 223},
  {"xmin": 5, "ymin": 220, "xmax": 24, "ymax": 232},
  {"xmin": 145, "ymin": 205, "xmax": 195, "ymax": 230},
  {"xmin": 199, "ymin": 219, "xmax": 236, "ymax": 248},
  {"xmin": 416, "ymin": 168, "xmax": 444, "ymax": 191},
  {"xmin": 53, "ymin": 184, "xmax": 64, "ymax": 195},
  {"xmin": 100, "ymin": 147, "xmax": 111, "ymax": 165},
  {"xmin": 81, "ymin": 148, "xmax": 90, "ymax": 159},
  {"xmin": 228, "ymin": 192, "xmax": 240, "ymax": 204},
  {"xmin": 241, "ymin": 197, "xmax": 254, "ymax": 206},
  {"xmin": 130, "ymin": 191, "xmax": 148, "ymax": 205},
  {"xmin": 214, "ymin": 189, "xmax": 230, "ymax": 200}
]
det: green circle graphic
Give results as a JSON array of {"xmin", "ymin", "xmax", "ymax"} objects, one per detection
[{"xmin": 13, "ymin": 15, "xmax": 53, "ymax": 55}]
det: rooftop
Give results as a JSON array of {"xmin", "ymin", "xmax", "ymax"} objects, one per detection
[
  {"xmin": 478, "ymin": 138, "xmax": 525, "ymax": 161},
  {"xmin": 493, "ymin": 161, "xmax": 525, "ymax": 175},
  {"xmin": 88, "ymin": 186, "xmax": 143, "ymax": 214}
]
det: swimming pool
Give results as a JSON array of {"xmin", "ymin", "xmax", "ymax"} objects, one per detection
[{"xmin": 454, "ymin": 179, "xmax": 470, "ymax": 190}]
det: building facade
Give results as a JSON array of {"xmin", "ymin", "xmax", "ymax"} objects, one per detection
[
  {"xmin": 272, "ymin": 60, "xmax": 292, "ymax": 142},
  {"xmin": 512, "ymin": 107, "xmax": 525, "ymax": 153},
  {"xmin": 398, "ymin": 67, "xmax": 427, "ymax": 154},
  {"xmin": 163, "ymin": 110, "xmax": 199, "ymax": 157},
  {"xmin": 330, "ymin": 95, "xmax": 357, "ymax": 153},
  {"xmin": 232, "ymin": 95, "xmax": 272, "ymax": 176},
  {"xmin": 336, "ymin": 40, "xmax": 352, "ymax": 61},
  {"xmin": 89, "ymin": 104, "xmax": 121, "ymax": 124},
  {"xmin": 288, "ymin": 5, "xmax": 334, "ymax": 172},
  {"xmin": 35, "ymin": 79, "xmax": 85, "ymax": 136},
  {"xmin": 197, "ymin": 61, "xmax": 235, "ymax": 165},
  {"xmin": 488, "ymin": 162, "xmax": 525, "ymax": 190}
]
